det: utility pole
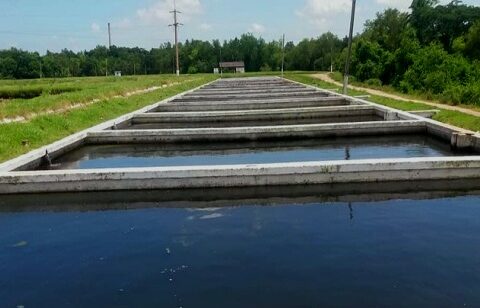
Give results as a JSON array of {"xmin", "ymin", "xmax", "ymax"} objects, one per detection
[
  {"xmin": 169, "ymin": 0, "xmax": 182, "ymax": 76},
  {"xmin": 330, "ymin": 46, "xmax": 334, "ymax": 73},
  {"xmin": 219, "ymin": 47, "xmax": 223, "ymax": 77},
  {"xmin": 108, "ymin": 22, "xmax": 112, "ymax": 49},
  {"xmin": 343, "ymin": 0, "xmax": 356, "ymax": 95},
  {"xmin": 106, "ymin": 22, "xmax": 111, "ymax": 77},
  {"xmin": 281, "ymin": 34, "xmax": 285, "ymax": 78}
]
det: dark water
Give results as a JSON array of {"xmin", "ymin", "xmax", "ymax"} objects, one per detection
[
  {"xmin": 1, "ymin": 195, "xmax": 480, "ymax": 307},
  {"xmin": 43, "ymin": 134, "xmax": 462, "ymax": 170}
]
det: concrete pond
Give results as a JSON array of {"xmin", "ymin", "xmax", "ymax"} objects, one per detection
[{"xmin": 1, "ymin": 77, "xmax": 480, "ymax": 306}]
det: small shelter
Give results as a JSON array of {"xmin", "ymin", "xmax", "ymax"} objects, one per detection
[{"xmin": 219, "ymin": 61, "xmax": 245, "ymax": 74}]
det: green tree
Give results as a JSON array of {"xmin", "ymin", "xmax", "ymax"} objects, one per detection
[
  {"xmin": 364, "ymin": 9, "xmax": 409, "ymax": 51},
  {"xmin": 464, "ymin": 21, "xmax": 480, "ymax": 59}
]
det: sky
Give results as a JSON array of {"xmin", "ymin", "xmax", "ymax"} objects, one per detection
[{"xmin": 0, "ymin": 0, "xmax": 478, "ymax": 53}]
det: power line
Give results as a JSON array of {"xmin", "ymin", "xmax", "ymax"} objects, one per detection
[{"xmin": 169, "ymin": 0, "xmax": 183, "ymax": 76}]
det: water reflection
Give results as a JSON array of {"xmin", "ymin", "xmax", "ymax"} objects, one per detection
[
  {"xmin": 345, "ymin": 145, "xmax": 351, "ymax": 160},
  {"xmin": 348, "ymin": 202, "xmax": 354, "ymax": 221},
  {"xmin": 1, "ymin": 179, "xmax": 480, "ymax": 213}
]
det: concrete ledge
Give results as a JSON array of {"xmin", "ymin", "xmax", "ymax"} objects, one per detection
[
  {"xmin": 1, "ymin": 157, "xmax": 480, "ymax": 194},
  {"xmin": 133, "ymin": 105, "xmax": 378, "ymax": 123},
  {"xmin": 409, "ymin": 109, "xmax": 441, "ymax": 119},
  {"xmin": 153, "ymin": 97, "xmax": 353, "ymax": 112},
  {"xmin": 176, "ymin": 91, "xmax": 330, "ymax": 102},
  {"xmin": 192, "ymin": 87, "xmax": 314, "ymax": 95},
  {"xmin": 86, "ymin": 120, "xmax": 426, "ymax": 144}
]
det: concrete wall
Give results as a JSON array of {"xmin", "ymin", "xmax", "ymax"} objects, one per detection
[{"xmin": 1, "ymin": 157, "xmax": 480, "ymax": 194}]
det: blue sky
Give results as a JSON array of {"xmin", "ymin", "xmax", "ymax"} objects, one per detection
[{"xmin": 1, "ymin": 0, "xmax": 478, "ymax": 53}]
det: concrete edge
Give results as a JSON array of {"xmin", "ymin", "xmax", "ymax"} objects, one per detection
[
  {"xmin": 132, "ymin": 105, "xmax": 378, "ymax": 120},
  {"xmin": 2, "ymin": 156, "xmax": 480, "ymax": 194},
  {"xmin": 85, "ymin": 120, "xmax": 426, "ymax": 144}
]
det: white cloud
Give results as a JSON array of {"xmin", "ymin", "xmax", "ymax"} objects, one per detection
[
  {"xmin": 248, "ymin": 23, "xmax": 266, "ymax": 34},
  {"xmin": 136, "ymin": 0, "xmax": 202, "ymax": 24},
  {"xmin": 200, "ymin": 23, "xmax": 212, "ymax": 31},
  {"xmin": 112, "ymin": 18, "xmax": 133, "ymax": 29},
  {"xmin": 91, "ymin": 22, "xmax": 101, "ymax": 33},
  {"xmin": 296, "ymin": 0, "xmax": 351, "ymax": 29}
]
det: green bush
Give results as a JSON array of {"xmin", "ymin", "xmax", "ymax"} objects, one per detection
[
  {"xmin": 442, "ymin": 82, "xmax": 480, "ymax": 106},
  {"xmin": 458, "ymin": 82, "xmax": 480, "ymax": 106},
  {"xmin": 365, "ymin": 78, "xmax": 382, "ymax": 87},
  {"xmin": 260, "ymin": 64, "xmax": 272, "ymax": 72},
  {"xmin": 330, "ymin": 72, "xmax": 343, "ymax": 82}
]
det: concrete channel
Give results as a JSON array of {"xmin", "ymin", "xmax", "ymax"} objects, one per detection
[{"xmin": 0, "ymin": 76, "xmax": 480, "ymax": 194}]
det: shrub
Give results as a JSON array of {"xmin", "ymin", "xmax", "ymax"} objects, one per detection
[
  {"xmin": 442, "ymin": 82, "xmax": 480, "ymax": 106},
  {"xmin": 365, "ymin": 78, "xmax": 382, "ymax": 87}
]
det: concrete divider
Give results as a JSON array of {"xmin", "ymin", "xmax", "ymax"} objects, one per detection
[
  {"xmin": 409, "ymin": 110, "xmax": 441, "ymax": 119},
  {"xmin": 176, "ymin": 91, "xmax": 330, "ymax": 102},
  {"xmin": 86, "ymin": 120, "xmax": 426, "ymax": 144},
  {"xmin": 192, "ymin": 87, "xmax": 315, "ymax": 95},
  {"xmin": 1, "ymin": 157, "xmax": 480, "ymax": 194},
  {"xmin": 154, "ymin": 97, "xmax": 352, "ymax": 112},
  {"xmin": 133, "ymin": 105, "xmax": 378, "ymax": 124}
]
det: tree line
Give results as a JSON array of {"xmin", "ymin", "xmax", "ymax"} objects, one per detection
[
  {"xmin": 346, "ymin": 0, "xmax": 480, "ymax": 105},
  {"xmin": 1, "ymin": 0, "xmax": 479, "ymax": 104},
  {"xmin": 0, "ymin": 33, "xmax": 346, "ymax": 79}
]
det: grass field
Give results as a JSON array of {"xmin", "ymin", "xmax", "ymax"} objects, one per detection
[
  {"xmin": 0, "ymin": 75, "xmax": 206, "ymax": 120},
  {"xmin": 0, "ymin": 74, "xmax": 217, "ymax": 162}
]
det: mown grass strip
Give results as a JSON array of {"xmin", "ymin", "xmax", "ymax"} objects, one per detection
[{"xmin": 0, "ymin": 76, "xmax": 216, "ymax": 163}]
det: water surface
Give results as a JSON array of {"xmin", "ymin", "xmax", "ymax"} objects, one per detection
[
  {"xmin": 1, "ymin": 195, "xmax": 480, "ymax": 307},
  {"xmin": 41, "ymin": 134, "xmax": 463, "ymax": 170}
]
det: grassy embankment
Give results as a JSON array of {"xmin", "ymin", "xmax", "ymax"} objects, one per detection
[
  {"xmin": 327, "ymin": 71, "xmax": 480, "ymax": 113},
  {"xmin": 0, "ymin": 74, "xmax": 217, "ymax": 162},
  {"xmin": 286, "ymin": 73, "xmax": 480, "ymax": 133}
]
